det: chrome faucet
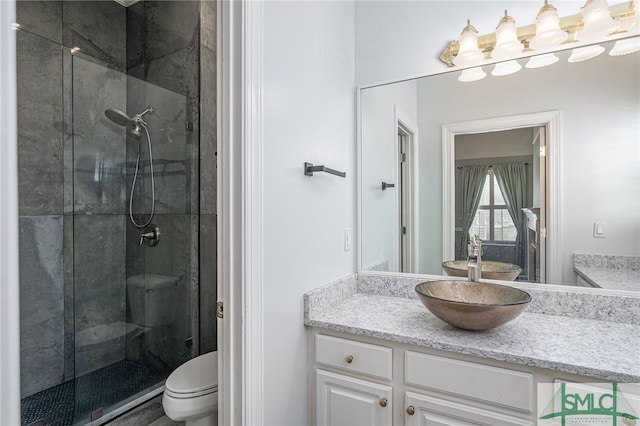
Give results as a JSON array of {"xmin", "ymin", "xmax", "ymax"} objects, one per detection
[{"xmin": 467, "ymin": 234, "xmax": 482, "ymax": 281}]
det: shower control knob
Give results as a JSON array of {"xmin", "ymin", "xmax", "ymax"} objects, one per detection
[{"xmin": 139, "ymin": 224, "xmax": 160, "ymax": 247}]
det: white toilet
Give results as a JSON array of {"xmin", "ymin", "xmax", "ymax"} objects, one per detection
[{"xmin": 162, "ymin": 351, "xmax": 218, "ymax": 426}]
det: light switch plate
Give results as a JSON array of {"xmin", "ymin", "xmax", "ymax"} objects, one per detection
[
  {"xmin": 593, "ymin": 222, "xmax": 606, "ymax": 238},
  {"xmin": 344, "ymin": 228, "xmax": 351, "ymax": 251}
]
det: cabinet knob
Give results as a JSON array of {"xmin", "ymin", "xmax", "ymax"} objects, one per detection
[
  {"xmin": 345, "ymin": 355, "xmax": 354, "ymax": 364},
  {"xmin": 406, "ymin": 405, "xmax": 415, "ymax": 416},
  {"xmin": 379, "ymin": 397, "xmax": 388, "ymax": 408}
]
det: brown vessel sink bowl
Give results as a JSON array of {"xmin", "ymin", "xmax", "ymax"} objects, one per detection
[
  {"xmin": 442, "ymin": 260, "xmax": 522, "ymax": 281},
  {"xmin": 415, "ymin": 280, "xmax": 531, "ymax": 331}
]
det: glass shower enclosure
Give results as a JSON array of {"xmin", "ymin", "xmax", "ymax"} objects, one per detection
[
  {"xmin": 16, "ymin": 1, "xmax": 217, "ymax": 424},
  {"xmin": 70, "ymin": 55, "xmax": 196, "ymax": 422}
]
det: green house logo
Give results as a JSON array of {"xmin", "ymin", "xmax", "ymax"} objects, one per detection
[{"xmin": 539, "ymin": 383, "xmax": 639, "ymax": 425}]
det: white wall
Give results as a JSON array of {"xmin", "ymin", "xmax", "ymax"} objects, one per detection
[
  {"xmin": 355, "ymin": 1, "xmax": 589, "ymax": 86},
  {"xmin": 263, "ymin": 1, "xmax": 356, "ymax": 425},
  {"xmin": 361, "ymin": 80, "xmax": 417, "ymax": 271}
]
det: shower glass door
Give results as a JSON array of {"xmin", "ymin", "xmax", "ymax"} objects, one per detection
[{"xmin": 71, "ymin": 54, "xmax": 198, "ymax": 423}]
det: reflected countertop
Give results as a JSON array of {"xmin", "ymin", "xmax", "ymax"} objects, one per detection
[
  {"xmin": 574, "ymin": 253, "xmax": 640, "ymax": 292},
  {"xmin": 574, "ymin": 265, "xmax": 640, "ymax": 292}
]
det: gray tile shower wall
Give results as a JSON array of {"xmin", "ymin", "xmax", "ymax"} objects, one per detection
[
  {"xmin": 126, "ymin": 0, "xmax": 217, "ymax": 358},
  {"xmin": 17, "ymin": 0, "xmax": 127, "ymax": 397},
  {"xmin": 200, "ymin": 44, "xmax": 217, "ymax": 216},
  {"xmin": 62, "ymin": 1, "xmax": 127, "ymax": 69},
  {"xmin": 126, "ymin": 1, "xmax": 200, "ymax": 68},
  {"xmin": 15, "ymin": 0, "xmax": 63, "ymax": 44},
  {"xmin": 19, "ymin": 216, "xmax": 65, "ymax": 398},
  {"xmin": 72, "ymin": 56, "xmax": 128, "ymax": 214},
  {"xmin": 16, "ymin": 30, "xmax": 64, "ymax": 216},
  {"xmin": 140, "ymin": 214, "xmax": 197, "ymax": 369},
  {"xmin": 74, "ymin": 215, "xmax": 127, "ymax": 376}
]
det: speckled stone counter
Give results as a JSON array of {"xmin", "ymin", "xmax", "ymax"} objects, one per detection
[
  {"xmin": 574, "ymin": 253, "xmax": 640, "ymax": 292},
  {"xmin": 304, "ymin": 274, "xmax": 640, "ymax": 383}
]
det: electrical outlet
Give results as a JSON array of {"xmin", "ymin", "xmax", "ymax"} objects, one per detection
[{"xmin": 344, "ymin": 228, "xmax": 351, "ymax": 252}]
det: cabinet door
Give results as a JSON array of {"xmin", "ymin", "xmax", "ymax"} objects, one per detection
[
  {"xmin": 405, "ymin": 392, "xmax": 533, "ymax": 426},
  {"xmin": 316, "ymin": 369, "xmax": 392, "ymax": 426}
]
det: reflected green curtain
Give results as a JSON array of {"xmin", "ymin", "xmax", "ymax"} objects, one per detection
[
  {"xmin": 457, "ymin": 165, "xmax": 488, "ymax": 260},
  {"xmin": 494, "ymin": 162, "xmax": 527, "ymax": 267}
]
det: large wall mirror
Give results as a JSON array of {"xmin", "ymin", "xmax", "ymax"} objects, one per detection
[{"xmin": 359, "ymin": 37, "xmax": 639, "ymax": 292}]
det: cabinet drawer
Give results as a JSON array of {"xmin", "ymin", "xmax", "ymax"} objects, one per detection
[
  {"xmin": 315, "ymin": 335, "xmax": 392, "ymax": 380},
  {"xmin": 405, "ymin": 351, "xmax": 533, "ymax": 412}
]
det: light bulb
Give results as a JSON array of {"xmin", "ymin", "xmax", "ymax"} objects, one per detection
[
  {"xmin": 526, "ymin": 53, "xmax": 560, "ymax": 68},
  {"xmin": 458, "ymin": 67, "xmax": 487, "ymax": 82},
  {"xmin": 491, "ymin": 11, "xmax": 524, "ymax": 60},
  {"xmin": 453, "ymin": 20, "xmax": 485, "ymax": 67},
  {"xmin": 568, "ymin": 44, "xmax": 605, "ymax": 62},
  {"xmin": 578, "ymin": 0, "xmax": 620, "ymax": 42},
  {"xmin": 530, "ymin": 1, "xmax": 568, "ymax": 50},
  {"xmin": 609, "ymin": 37, "xmax": 640, "ymax": 55},
  {"xmin": 491, "ymin": 60, "xmax": 522, "ymax": 76}
]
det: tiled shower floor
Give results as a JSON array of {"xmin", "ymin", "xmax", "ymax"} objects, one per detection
[{"xmin": 21, "ymin": 358, "xmax": 168, "ymax": 426}]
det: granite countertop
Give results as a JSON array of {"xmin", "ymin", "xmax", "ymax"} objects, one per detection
[
  {"xmin": 305, "ymin": 287, "xmax": 640, "ymax": 383},
  {"xmin": 574, "ymin": 265, "xmax": 640, "ymax": 292}
]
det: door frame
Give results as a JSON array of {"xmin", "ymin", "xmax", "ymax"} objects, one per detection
[
  {"xmin": 442, "ymin": 111, "xmax": 562, "ymax": 284},
  {"xmin": 394, "ymin": 107, "xmax": 419, "ymax": 273},
  {"xmin": 218, "ymin": 0, "xmax": 264, "ymax": 424}
]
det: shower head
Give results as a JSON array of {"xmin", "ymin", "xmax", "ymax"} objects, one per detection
[
  {"xmin": 105, "ymin": 108, "xmax": 134, "ymax": 127},
  {"xmin": 104, "ymin": 107, "xmax": 154, "ymax": 140}
]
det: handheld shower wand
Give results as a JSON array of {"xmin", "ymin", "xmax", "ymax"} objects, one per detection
[{"xmin": 104, "ymin": 107, "xmax": 156, "ymax": 228}]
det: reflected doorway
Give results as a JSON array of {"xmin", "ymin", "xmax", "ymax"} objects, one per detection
[
  {"xmin": 454, "ymin": 127, "xmax": 546, "ymax": 282},
  {"xmin": 442, "ymin": 111, "xmax": 561, "ymax": 284}
]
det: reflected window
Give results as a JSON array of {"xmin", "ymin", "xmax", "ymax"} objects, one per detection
[{"xmin": 469, "ymin": 170, "xmax": 516, "ymax": 242}]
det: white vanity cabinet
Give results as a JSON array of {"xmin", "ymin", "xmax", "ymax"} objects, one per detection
[
  {"xmin": 311, "ymin": 332, "xmax": 540, "ymax": 426},
  {"xmin": 314, "ymin": 334, "xmax": 394, "ymax": 425}
]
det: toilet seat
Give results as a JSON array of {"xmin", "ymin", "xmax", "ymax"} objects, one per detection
[{"xmin": 165, "ymin": 351, "xmax": 218, "ymax": 399}]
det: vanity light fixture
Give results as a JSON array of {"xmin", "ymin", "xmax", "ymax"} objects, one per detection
[
  {"xmin": 525, "ymin": 52, "xmax": 560, "ymax": 68},
  {"xmin": 530, "ymin": 1, "xmax": 569, "ymax": 50},
  {"xmin": 458, "ymin": 66, "xmax": 487, "ymax": 82},
  {"xmin": 610, "ymin": 0, "xmax": 640, "ymax": 54},
  {"xmin": 568, "ymin": 0, "xmax": 620, "ymax": 61},
  {"xmin": 491, "ymin": 60, "xmax": 522, "ymax": 76},
  {"xmin": 577, "ymin": 0, "xmax": 621, "ymax": 42},
  {"xmin": 609, "ymin": 35, "xmax": 640, "ymax": 54},
  {"xmin": 526, "ymin": 1, "xmax": 567, "ymax": 69},
  {"xmin": 447, "ymin": 2, "xmax": 638, "ymax": 83},
  {"xmin": 491, "ymin": 11, "xmax": 524, "ymax": 60},
  {"xmin": 453, "ymin": 20, "xmax": 485, "ymax": 67},
  {"xmin": 441, "ymin": 1, "xmax": 637, "ymax": 69},
  {"xmin": 568, "ymin": 43, "xmax": 606, "ymax": 61},
  {"xmin": 11, "ymin": 22, "xmax": 20, "ymax": 31}
]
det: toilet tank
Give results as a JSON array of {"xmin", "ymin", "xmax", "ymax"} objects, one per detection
[{"xmin": 126, "ymin": 274, "xmax": 180, "ymax": 327}]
